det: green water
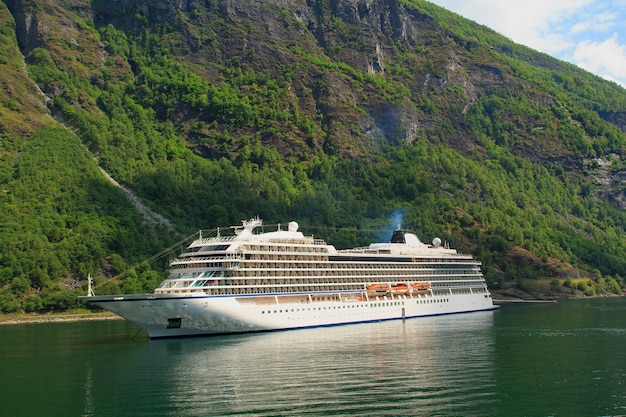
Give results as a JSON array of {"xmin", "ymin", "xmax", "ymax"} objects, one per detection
[{"xmin": 1, "ymin": 298, "xmax": 624, "ymax": 416}]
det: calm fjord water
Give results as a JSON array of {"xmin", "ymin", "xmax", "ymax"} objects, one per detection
[{"xmin": 1, "ymin": 297, "xmax": 624, "ymax": 417}]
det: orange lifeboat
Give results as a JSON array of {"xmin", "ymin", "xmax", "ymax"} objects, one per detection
[
  {"xmin": 366, "ymin": 283, "xmax": 390, "ymax": 294},
  {"xmin": 412, "ymin": 282, "xmax": 430, "ymax": 293},
  {"xmin": 391, "ymin": 283, "xmax": 409, "ymax": 294}
]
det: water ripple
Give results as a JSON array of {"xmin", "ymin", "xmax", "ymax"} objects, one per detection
[{"xmin": 159, "ymin": 313, "xmax": 498, "ymax": 416}]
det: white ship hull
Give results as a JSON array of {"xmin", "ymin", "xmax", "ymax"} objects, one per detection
[{"xmin": 86, "ymin": 292, "xmax": 497, "ymax": 338}]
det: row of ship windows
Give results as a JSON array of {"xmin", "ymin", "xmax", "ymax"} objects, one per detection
[
  {"xmin": 159, "ymin": 277, "xmax": 483, "ymax": 293},
  {"xmin": 259, "ymin": 298, "xmax": 450, "ymax": 314},
  {"xmin": 158, "ymin": 282, "xmax": 484, "ymax": 293},
  {"xmin": 171, "ymin": 268, "xmax": 480, "ymax": 277},
  {"xmin": 192, "ymin": 282, "xmax": 482, "ymax": 290},
  {"xmin": 244, "ymin": 258, "xmax": 473, "ymax": 265},
  {"xmin": 246, "ymin": 254, "xmax": 322, "ymax": 260},
  {"xmin": 226, "ymin": 271, "xmax": 480, "ymax": 279},
  {"xmin": 244, "ymin": 245, "xmax": 327, "ymax": 253},
  {"xmin": 202, "ymin": 287, "xmax": 362, "ymax": 295},
  {"xmin": 164, "ymin": 274, "xmax": 483, "ymax": 286},
  {"xmin": 173, "ymin": 260, "xmax": 477, "ymax": 269},
  {"xmin": 166, "ymin": 274, "xmax": 481, "ymax": 284},
  {"xmin": 242, "ymin": 251, "xmax": 473, "ymax": 264},
  {"xmin": 159, "ymin": 286, "xmax": 482, "ymax": 295},
  {"xmin": 232, "ymin": 263, "xmax": 478, "ymax": 274}
]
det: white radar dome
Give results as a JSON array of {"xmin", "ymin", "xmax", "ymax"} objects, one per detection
[
  {"xmin": 432, "ymin": 237, "xmax": 442, "ymax": 247},
  {"xmin": 288, "ymin": 221, "xmax": 299, "ymax": 232}
]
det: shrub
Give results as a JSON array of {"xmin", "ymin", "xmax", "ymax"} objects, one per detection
[
  {"xmin": 584, "ymin": 287, "xmax": 596, "ymax": 297},
  {"xmin": 550, "ymin": 278, "xmax": 561, "ymax": 292}
]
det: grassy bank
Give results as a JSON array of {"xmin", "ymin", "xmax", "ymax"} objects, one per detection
[{"xmin": 0, "ymin": 309, "xmax": 122, "ymax": 325}]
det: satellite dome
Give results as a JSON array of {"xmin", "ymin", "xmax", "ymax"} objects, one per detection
[
  {"xmin": 432, "ymin": 237, "xmax": 442, "ymax": 247},
  {"xmin": 288, "ymin": 221, "xmax": 299, "ymax": 232}
]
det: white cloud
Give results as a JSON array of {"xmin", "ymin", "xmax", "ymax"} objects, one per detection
[
  {"xmin": 428, "ymin": 0, "xmax": 626, "ymax": 88},
  {"xmin": 571, "ymin": 34, "xmax": 626, "ymax": 87},
  {"xmin": 569, "ymin": 12, "xmax": 617, "ymax": 35},
  {"xmin": 428, "ymin": 0, "xmax": 593, "ymax": 53}
]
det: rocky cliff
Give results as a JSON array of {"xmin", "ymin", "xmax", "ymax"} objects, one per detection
[{"xmin": 8, "ymin": 0, "xmax": 622, "ymax": 160}]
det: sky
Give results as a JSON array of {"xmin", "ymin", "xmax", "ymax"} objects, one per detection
[{"xmin": 427, "ymin": 0, "xmax": 626, "ymax": 88}]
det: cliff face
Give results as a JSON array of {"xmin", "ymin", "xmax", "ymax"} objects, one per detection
[
  {"xmin": 4, "ymin": 0, "xmax": 107, "ymax": 111},
  {"xmin": 85, "ymin": 0, "xmax": 624, "ymax": 163},
  {"xmin": 0, "ymin": 0, "xmax": 569, "ymax": 155},
  {"xmin": 0, "ymin": 1, "xmax": 50, "ymax": 134},
  {"xmin": 0, "ymin": 0, "xmax": 532, "ymax": 156}
]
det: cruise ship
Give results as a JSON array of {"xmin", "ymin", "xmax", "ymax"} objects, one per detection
[{"xmin": 82, "ymin": 218, "xmax": 497, "ymax": 338}]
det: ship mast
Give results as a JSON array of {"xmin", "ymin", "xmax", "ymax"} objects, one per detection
[{"xmin": 87, "ymin": 273, "xmax": 95, "ymax": 297}]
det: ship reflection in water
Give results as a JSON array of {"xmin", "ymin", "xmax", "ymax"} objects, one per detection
[{"xmin": 154, "ymin": 311, "xmax": 497, "ymax": 416}]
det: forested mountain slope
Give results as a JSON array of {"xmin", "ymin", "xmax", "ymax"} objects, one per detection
[{"xmin": 1, "ymin": 0, "xmax": 626, "ymax": 312}]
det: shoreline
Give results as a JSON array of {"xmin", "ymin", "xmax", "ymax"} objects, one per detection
[
  {"xmin": 0, "ymin": 311, "xmax": 123, "ymax": 326},
  {"xmin": 2, "ymin": 294, "xmax": 620, "ymax": 325},
  {"xmin": 493, "ymin": 298, "xmax": 558, "ymax": 304}
]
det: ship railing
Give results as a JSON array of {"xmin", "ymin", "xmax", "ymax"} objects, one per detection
[
  {"xmin": 196, "ymin": 235, "xmax": 239, "ymax": 244},
  {"xmin": 333, "ymin": 249, "xmax": 476, "ymax": 260},
  {"xmin": 337, "ymin": 248, "xmax": 386, "ymax": 254},
  {"xmin": 170, "ymin": 254, "xmax": 243, "ymax": 264},
  {"xmin": 195, "ymin": 234, "xmax": 327, "ymax": 245},
  {"xmin": 246, "ymin": 236, "xmax": 327, "ymax": 245},
  {"xmin": 431, "ymin": 282, "xmax": 487, "ymax": 288}
]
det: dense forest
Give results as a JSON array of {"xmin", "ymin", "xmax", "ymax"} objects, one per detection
[{"xmin": 1, "ymin": 0, "xmax": 626, "ymax": 314}]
